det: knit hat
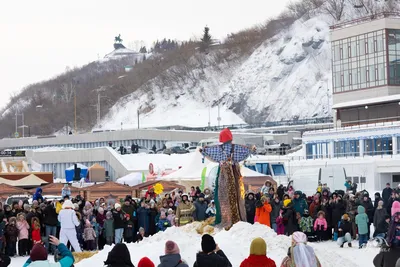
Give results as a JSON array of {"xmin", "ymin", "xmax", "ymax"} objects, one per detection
[
  {"xmin": 294, "ymin": 190, "xmax": 302, "ymax": 195},
  {"xmin": 115, "ymin": 203, "xmax": 121, "ymax": 209},
  {"xmin": 249, "ymin": 237, "xmax": 267, "ymax": 256},
  {"xmin": 342, "ymin": 214, "xmax": 349, "ymax": 221},
  {"xmin": 62, "ymin": 200, "xmax": 74, "ymax": 209},
  {"xmin": 219, "ymin": 128, "xmax": 233, "ymax": 143},
  {"xmin": 283, "ymin": 199, "xmax": 291, "ymax": 207},
  {"xmin": 199, "ymin": 193, "xmax": 205, "ymax": 198},
  {"xmin": 392, "ymin": 201, "xmax": 400, "ymax": 216},
  {"xmin": 165, "ymin": 240, "xmax": 180, "ymax": 254},
  {"xmin": 106, "ymin": 211, "xmax": 112, "ymax": 219},
  {"xmin": 201, "ymin": 234, "xmax": 216, "ymax": 254},
  {"xmin": 138, "ymin": 257, "xmax": 155, "ymax": 267},
  {"xmin": 98, "ymin": 207, "xmax": 104, "ymax": 214},
  {"xmin": 30, "ymin": 243, "xmax": 48, "ymax": 261}
]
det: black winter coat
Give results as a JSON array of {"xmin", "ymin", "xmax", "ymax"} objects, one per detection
[
  {"xmin": 382, "ymin": 188, "xmax": 393, "ymax": 204},
  {"xmin": 319, "ymin": 203, "xmax": 332, "ymax": 227},
  {"xmin": 373, "ymin": 247, "xmax": 400, "ymax": 267},
  {"xmin": 245, "ymin": 197, "xmax": 256, "ymax": 224},
  {"xmin": 193, "ymin": 250, "xmax": 232, "ymax": 267},
  {"xmin": 331, "ymin": 200, "xmax": 345, "ymax": 230},
  {"xmin": 282, "ymin": 205, "xmax": 295, "ymax": 236},
  {"xmin": 270, "ymin": 201, "xmax": 282, "ymax": 224},
  {"xmin": 362, "ymin": 199, "xmax": 374, "ymax": 222},
  {"xmin": 112, "ymin": 210, "xmax": 125, "ymax": 229},
  {"xmin": 338, "ymin": 220, "xmax": 352, "ymax": 237},
  {"xmin": 373, "ymin": 220, "xmax": 389, "ymax": 238},
  {"xmin": 194, "ymin": 200, "xmax": 208, "ymax": 221},
  {"xmin": 43, "ymin": 204, "xmax": 58, "ymax": 226}
]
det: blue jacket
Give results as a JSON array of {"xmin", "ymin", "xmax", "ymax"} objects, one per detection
[
  {"xmin": 137, "ymin": 207, "xmax": 150, "ymax": 233},
  {"xmin": 23, "ymin": 243, "xmax": 74, "ymax": 267},
  {"xmin": 355, "ymin": 206, "xmax": 369, "ymax": 235},
  {"xmin": 292, "ymin": 197, "xmax": 308, "ymax": 216},
  {"xmin": 157, "ymin": 218, "xmax": 171, "ymax": 232},
  {"xmin": 32, "ymin": 187, "xmax": 44, "ymax": 202}
]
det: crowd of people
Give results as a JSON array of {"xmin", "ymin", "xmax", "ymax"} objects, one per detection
[{"xmin": 0, "ymin": 181, "xmax": 398, "ymax": 266}]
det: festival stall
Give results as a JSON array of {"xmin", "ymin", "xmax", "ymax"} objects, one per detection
[
  {"xmin": 65, "ymin": 163, "xmax": 89, "ymax": 182},
  {"xmin": 88, "ymin": 163, "xmax": 106, "ymax": 182}
]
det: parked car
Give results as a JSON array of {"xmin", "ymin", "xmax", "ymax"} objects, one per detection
[
  {"xmin": 187, "ymin": 146, "xmax": 198, "ymax": 153},
  {"xmin": 6, "ymin": 195, "xmax": 30, "ymax": 206},
  {"xmin": 28, "ymin": 195, "xmax": 63, "ymax": 204},
  {"xmin": 163, "ymin": 146, "xmax": 190, "ymax": 155}
]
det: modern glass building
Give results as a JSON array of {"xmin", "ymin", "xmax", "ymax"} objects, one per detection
[{"xmin": 331, "ymin": 13, "xmax": 400, "ymax": 126}]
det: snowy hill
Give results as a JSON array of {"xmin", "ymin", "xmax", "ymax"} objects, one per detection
[{"xmin": 98, "ymin": 13, "xmax": 334, "ymax": 129}]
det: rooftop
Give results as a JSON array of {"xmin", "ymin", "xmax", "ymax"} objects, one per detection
[{"xmin": 330, "ymin": 12, "xmax": 400, "ymax": 30}]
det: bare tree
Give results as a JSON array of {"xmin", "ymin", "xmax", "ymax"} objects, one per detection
[
  {"xmin": 324, "ymin": 0, "xmax": 346, "ymax": 21},
  {"xmin": 60, "ymin": 82, "xmax": 76, "ymax": 103}
]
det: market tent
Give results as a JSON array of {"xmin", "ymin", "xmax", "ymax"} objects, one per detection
[
  {"xmin": 161, "ymin": 151, "xmax": 217, "ymax": 181},
  {"xmin": 116, "ymin": 172, "xmax": 144, "ymax": 187},
  {"xmin": 13, "ymin": 174, "xmax": 49, "ymax": 187},
  {"xmin": 65, "ymin": 164, "xmax": 89, "ymax": 182},
  {"xmin": 241, "ymin": 166, "xmax": 277, "ymax": 192},
  {"xmin": 88, "ymin": 163, "xmax": 106, "ymax": 182}
]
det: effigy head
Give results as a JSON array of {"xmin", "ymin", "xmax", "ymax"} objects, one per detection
[{"xmin": 219, "ymin": 128, "xmax": 233, "ymax": 144}]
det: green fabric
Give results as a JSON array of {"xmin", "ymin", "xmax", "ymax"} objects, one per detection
[
  {"xmin": 200, "ymin": 167, "xmax": 207, "ymax": 191},
  {"xmin": 214, "ymin": 166, "xmax": 221, "ymax": 225}
]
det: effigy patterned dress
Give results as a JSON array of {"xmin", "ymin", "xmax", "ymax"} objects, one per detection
[{"xmin": 202, "ymin": 143, "xmax": 252, "ymax": 229}]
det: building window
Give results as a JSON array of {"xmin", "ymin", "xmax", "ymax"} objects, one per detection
[
  {"xmin": 349, "ymin": 73, "xmax": 352, "ymax": 85},
  {"xmin": 348, "ymin": 46, "xmax": 351, "ymax": 58},
  {"xmin": 365, "ymin": 41, "xmax": 368, "ymax": 54},
  {"xmin": 374, "ymin": 39, "xmax": 377, "ymax": 52},
  {"xmin": 340, "ymin": 47, "xmax": 343, "ymax": 59},
  {"xmin": 366, "ymin": 69, "xmax": 370, "ymax": 82}
]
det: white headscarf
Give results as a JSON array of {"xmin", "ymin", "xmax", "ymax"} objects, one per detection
[{"xmin": 292, "ymin": 232, "xmax": 318, "ymax": 267}]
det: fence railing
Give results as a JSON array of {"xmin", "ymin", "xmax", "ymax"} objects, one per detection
[{"xmin": 329, "ymin": 12, "xmax": 400, "ymax": 30}]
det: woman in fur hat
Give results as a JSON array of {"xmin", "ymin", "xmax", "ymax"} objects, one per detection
[
  {"xmin": 200, "ymin": 128, "xmax": 255, "ymax": 230},
  {"xmin": 240, "ymin": 237, "xmax": 276, "ymax": 267}
]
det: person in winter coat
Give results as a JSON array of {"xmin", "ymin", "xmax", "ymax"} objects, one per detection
[
  {"xmin": 32, "ymin": 188, "xmax": 44, "ymax": 203},
  {"xmin": 374, "ymin": 215, "xmax": 390, "ymax": 240},
  {"xmin": 96, "ymin": 207, "xmax": 107, "ymax": 250},
  {"xmin": 175, "ymin": 194, "xmax": 195, "ymax": 226},
  {"xmin": 387, "ymin": 201, "xmax": 400, "ymax": 247},
  {"xmin": 5, "ymin": 217, "xmax": 18, "ymax": 257},
  {"xmin": 375, "ymin": 192, "xmax": 383, "ymax": 210},
  {"xmin": 245, "ymin": 193, "xmax": 256, "ymax": 224},
  {"xmin": 112, "ymin": 203, "xmax": 125, "ymax": 244},
  {"xmin": 346, "ymin": 194, "xmax": 358, "ymax": 239},
  {"xmin": 355, "ymin": 205, "xmax": 369, "ymax": 248},
  {"xmin": 83, "ymin": 220, "xmax": 96, "ymax": 251},
  {"xmin": 158, "ymin": 240, "xmax": 188, "ymax": 267},
  {"xmin": 240, "ymin": 237, "xmax": 276, "ymax": 267},
  {"xmin": 373, "ymin": 245, "xmax": 400, "ymax": 267},
  {"xmin": 292, "ymin": 191, "xmax": 308, "ymax": 216},
  {"xmin": 280, "ymin": 232, "xmax": 321, "ymax": 267},
  {"xmin": 256, "ymin": 196, "xmax": 272, "ymax": 227},
  {"xmin": 374, "ymin": 200, "xmax": 388, "ymax": 229},
  {"xmin": 382, "ymin": 183, "xmax": 393, "ymax": 206},
  {"xmin": 331, "ymin": 194, "xmax": 346, "ymax": 235},
  {"xmin": 261, "ymin": 181, "xmax": 272, "ymax": 196},
  {"xmin": 104, "ymin": 211, "xmax": 114, "ymax": 245},
  {"xmin": 58, "ymin": 200, "xmax": 81, "ymax": 252},
  {"xmin": 43, "ymin": 201, "xmax": 58, "ymax": 253},
  {"xmin": 148, "ymin": 203, "xmax": 158, "ymax": 236},
  {"xmin": 282, "ymin": 199, "xmax": 296, "ymax": 236},
  {"xmin": 61, "ymin": 184, "xmax": 71, "ymax": 199},
  {"xmin": 16, "ymin": 213, "xmax": 30, "ymax": 256},
  {"xmin": 194, "ymin": 194, "xmax": 208, "ymax": 222},
  {"xmin": 337, "ymin": 214, "xmax": 353, "ymax": 248},
  {"xmin": 270, "ymin": 197, "xmax": 281, "ymax": 232},
  {"xmin": 122, "ymin": 198, "xmax": 136, "ymax": 223},
  {"xmin": 104, "ymin": 243, "xmax": 135, "ymax": 267},
  {"xmin": 362, "ymin": 194, "xmax": 374, "ymax": 238},
  {"xmin": 299, "ymin": 210, "xmax": 314, "ymax": 238},
  {"xmin": 314, "ymin": 211, "xmax": 328, "ymax": 241},
  {"xmin": 193, "ymin": 234, "xmax": 232, "ymax": 267},
  {"xmin": 137, "ymin": 201, "xmax": 150, "ymax": 235},
  {"xmin": 31, "ymin": 217, "xmax": 41, "ymax": 244},
  {"xmin": 23, "ymin": 236, "xmax": 74, "ymax": 267},
  {"xmin": 157, "ymin": 212, "xmax": 171, "ymax": 232},
  {"xmin": 309, "ymin": 197, "xmax": 321, "ymax": 219}
]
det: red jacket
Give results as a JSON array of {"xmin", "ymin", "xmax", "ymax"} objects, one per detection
[
  {"xmin": 31, "ymin": 224, "xmax": 41, "ymax": 243},
  {"xmin": 240, "ymin": 255, "xmax": 276, "ymax": 267}
]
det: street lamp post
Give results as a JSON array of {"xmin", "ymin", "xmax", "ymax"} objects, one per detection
[{"xmin": 137, "ymin": 109, "xmax": 140, "ymax": 129}]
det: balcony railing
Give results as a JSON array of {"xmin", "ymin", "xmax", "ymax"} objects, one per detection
[{"xmin": 330, "ymin": 12, "xmax": 400, "ymax": 30}]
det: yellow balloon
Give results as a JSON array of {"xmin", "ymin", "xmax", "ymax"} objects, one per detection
[{"xmin": 154, "ymin": 183, "xmax": 164, "ymax": 195}]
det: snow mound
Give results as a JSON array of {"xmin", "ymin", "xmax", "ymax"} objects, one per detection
[{"xmin": 72, "ymin": 222, "xmax": 376, "ymax": 267}]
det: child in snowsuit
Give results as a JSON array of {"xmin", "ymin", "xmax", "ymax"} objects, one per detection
[
  {"xmin": 337, "ymin": 214, "xmax": 353, "ymax": 248},
  {"xmin": 157, "ymin": 212, "xmax": 171, "ymax": 232},
  {"xmin": 123, "ymin": 214, "xmax": 134, "ymax": 243},
  {"xmin": 103, "ymin": 211, "xmax": 114, "ymax": 246},
  {"xmin": 83, "ymin": 219, "xmax": 96, "ymax": 251},
  {"xmin": 276, "ymin": 215, "xmax": 285, "ymax": 235},
  {"xmin": 136, "ymin": 227, "xmax": 145, "ymax": 243},
  {"xmin": 167, "ymin": 209, "xmax": 176, "ymax": 226},
  {"xmin": 16, "ymin": 213, "xmax": 30, "ymax": 256},
  {"xmin": 5, "ymin": 217, "xmax": 18, "ymax": 257},
  {"xmin": 314, "ymin": 211, "xmax": 328, "ymax": 241},
  {"xmin": 31, "ymin": 217, "xmax": 41, "ymax": 244},
  {"xmin": 91, "ymin": 217, "xmax": 99, "ymax": 250},
  {"xmin": 355, "ymin": 205, "xmax": 369, "ymax": 248},
  {"xmin": 299, "ymin": 210, "xmax": 315, "ymax": 242},
  {"xmin": 206, "ymin": 201, "xmax": 216, "ymax": 218}
]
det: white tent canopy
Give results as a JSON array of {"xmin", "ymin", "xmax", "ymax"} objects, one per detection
[
  {"xmin": 161, "ymin": 152, "xmax": 217, "ymax": 181},
  {"xmin": 0, "ymin": 174, "xmax": 48, "ymax": 187},
  {"xmin": 116, "ymin": 172, "xmax": 144, "ymax": 186},
  {"xmin": 241, "ymin": 166, "xmax": 268, "ymax": 177}
]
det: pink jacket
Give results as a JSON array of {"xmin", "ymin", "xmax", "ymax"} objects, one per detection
[
  {"xmin": 16, "ymin": 221, "xmax": 30, "ymax": 240},
  {"xmin": 314, "ymin": 218, "xmax": 327, "ymax": 231}
]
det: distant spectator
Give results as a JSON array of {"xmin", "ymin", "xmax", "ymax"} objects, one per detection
[
  {"xmin": 32, "ymin": 187, "xmax": 44, "ymax": 202},
  {"xmin": 193, "ymin": 234, "xmax": 232, "ymax": 267},
  {"xmin": 61, "ymin": 184, "xmax": 71, "ymax": 198},
  {"xmin": 158, "ymin": 240, "xmax": 188, "ymax": 267},
  {"xmin": 104, "ymin": 243, "xmax": 135, "ymax": 267},
  {"xmin": 382, "ymin": 183, "xmax": 393, "ymax": 206}
]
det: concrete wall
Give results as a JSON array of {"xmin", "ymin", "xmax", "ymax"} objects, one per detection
[{"xmin": 333, "ymin": 86, "xmax": 400, "ymax": 105}]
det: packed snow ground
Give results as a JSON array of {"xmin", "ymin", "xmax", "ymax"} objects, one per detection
[{"xmin": 9, "ymin": 222, "xmax": 379, "ymax": 267}]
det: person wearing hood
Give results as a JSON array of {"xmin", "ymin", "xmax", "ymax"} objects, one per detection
[
  {"xmin": 23, "ymin": 236, "xmax": 74, "ymax": 267},
  {"xmin": 337, "ymin": 214, "xmax": 353, "ymax": 248},
  {"xmin": 374, "ymin": 200, "xmax": 388, "ymax": 229},
  {"xmin": 361, "ymin": 193, "xmax": 374, "ymax": 238},
  {"xmin": 194, "ymin": 194, "xmax": 208, "ymax": 222},
  {"xmin": 374, "ymin": 192, "xmax": 383, "ymax": 210},
  {"xmin": 61, "ymin": 184, "xmax": 71, "ymax": 199},
  {"xmin": 58, "ymin": 200, "xmax": 81, "ymax": 252},
  {"xmin": 387, "ymin": 200, "xmax": 400, "ymax": 247},
  {"xmin": 43, "ymin": 200, "xmax": 59, "ymax": 254},
  {"xmin": 104, "ymin": 243, "xmax": 135, "ymax": 267},
  {"xmin": 373, "ymin": 244, "xmax": 400, "ymax": 267},
  {"xmin": 245, "ymin": 193, "xmax": 256, "ymax": 224},
  {"xmin": 331, "ymin": 194, "xmax": 346, "ymax": 237},
  {"xmin": 138, "ymin": 257, "xmax": 155, "ymax": 267},
  {"xmin": 203, "ymin": 188, "xmax": 213, "ymax": 203},
  {"xmin": 33, "ymin": 188, "xmax": 44, "ymax": 202},
  {"xmin": 292, "ymin": 191, "xmax": 308, "ymax": 216},
  {"xmin": 282, "ymin": 199, "xmax": 296, "ymax": 236},
  {"xmin": 158, "ymin": 240, "xmax": 188, "ymax": 267},
  {"xmin": 256, "ymin": 196, "xmax": 272, "ymax": 227},
  {"xmin": 240, "ymin": 237, "xmax": 276, "ymax": 267},
  {"xmin": 309, "ymin": 196, "xmax": 321, "ymax": 219},
  {"xmin": 113, "ymin": 203, "xmax": 125, "ymax": 244},
  {"xmin": 280, "ymin": 232, "xmax": 321, "ymax": 267},
  {"xmin": 270, "ymin": 196, "xmax": 281, "ymax": 232},
  {"xmin": 175, "ymin": 194, "xmax": 195, "ymax": 226},
  {"xmin": 355, "ymin": 205, "xmax": 369, "ymax": 248},
  {"xmin": 193, "ymin": 234, "xmax": 232, "ymax": 267}
]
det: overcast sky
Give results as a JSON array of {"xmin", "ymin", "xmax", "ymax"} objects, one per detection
[{"xmin": 0, "ymin": 0, "xmax": 290, "ymax": 109}]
